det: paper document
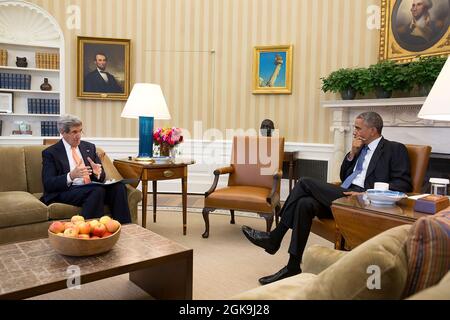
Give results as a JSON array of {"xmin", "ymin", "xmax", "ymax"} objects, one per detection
[{"xmin": 76, "ymin": 178, "xmax": 138, "ymax": 187}]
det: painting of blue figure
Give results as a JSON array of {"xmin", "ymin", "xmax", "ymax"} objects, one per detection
[{"xmin": 258, "ymin": 51, "xmax": 287, "ymax": 88}]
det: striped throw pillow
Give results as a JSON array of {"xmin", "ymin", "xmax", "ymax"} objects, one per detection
[{"xmin": 403, "ymin": 211, "xmax": 450, "ymax": 298}]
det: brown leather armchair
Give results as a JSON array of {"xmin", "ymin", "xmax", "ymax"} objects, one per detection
[
  {"xmin": 202, "ymin": 136, "xmax": 285, "ymax": 238},
  {"xmin": 311, "ymin": 144, "xmax": 432, "ymax": 248}
]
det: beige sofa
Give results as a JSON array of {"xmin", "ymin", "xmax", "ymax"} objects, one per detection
[
  {"xmin": 0, "ymin": 145, "xmax": 142, "ymax": 245},
  {"xmin": 234, "ymin": 222, "xmax": 450, "ymax": 300}
]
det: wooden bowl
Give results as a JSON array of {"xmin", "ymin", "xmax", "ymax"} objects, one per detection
[{"xmin": 48, "ymin": 225, "xmax": 121, "ymax": 257}]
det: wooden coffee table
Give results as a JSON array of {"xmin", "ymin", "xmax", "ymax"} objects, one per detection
[
  {"xmin": 331, "ymin": 195, "xmax": 431, "ymax": 250},
  {"xmin": 0, "ymin": 224, "xmax": 192, "ymax": 300}
]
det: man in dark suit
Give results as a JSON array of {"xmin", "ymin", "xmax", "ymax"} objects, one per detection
[
  {"xmin": 84, "ymin": 53, "xmax": 123, "ymax": 93},
  {"xmin": 243, "ymin": 112, "xmax": 412, "ymax": 285},
  {"xmin": 41, "ymin": 114, "xmax": 131, "ymax": 224}
]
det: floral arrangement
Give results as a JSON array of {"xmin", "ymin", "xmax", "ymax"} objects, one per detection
[{"xmin": 153, "ymin": 127, "xmax": 183, "ymax": 147}]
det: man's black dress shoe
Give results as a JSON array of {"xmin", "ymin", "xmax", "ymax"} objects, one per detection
[
  {"xmin": 242, "ymin": 225, "xmax": 280, "ymax": 255},
  {"xmin": 258, "ymin": 266, "xmax": 301, "ymax": 285}
]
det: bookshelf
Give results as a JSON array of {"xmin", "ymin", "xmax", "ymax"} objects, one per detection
[{"xmin": 0, "ymin": 1, "xmax": 65, "ymax": 140}]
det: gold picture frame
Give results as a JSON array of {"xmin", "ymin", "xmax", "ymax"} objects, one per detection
[
  {"xmin": 379, "ymin": 0, "xmax": 450, "ymax": 62},
  {"xmin": 253, "ymin": 45, "xmax": 293, "ymax": 94},
  {"xmin": 77, "ymin": 36, "xmax": 131, "ymax": 100}
]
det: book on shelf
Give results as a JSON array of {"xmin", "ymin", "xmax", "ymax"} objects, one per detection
[
  {"xmin": 0, "ymin": 49, "xmax": 7, "ymax": 66},
  {"xmin": 35, "ymin": 52, "xmax": 59, "ymax": 70}
]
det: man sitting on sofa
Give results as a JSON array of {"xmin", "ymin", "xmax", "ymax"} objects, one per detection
[
  {"xmin": 41, "ymin": 114, "xmax": 131, "ymax": 224},
  {"xmin": 242, "ymin": 111, "xmax": 413, "ymax": 285}
]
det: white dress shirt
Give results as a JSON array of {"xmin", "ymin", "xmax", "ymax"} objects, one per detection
[
  {"xmin": 97, "ymin": 68, "xmax": 109, "ymax": 83},
  {"xmin": 62, "ymin": 138, "xmax": 85, "ymax": 186},
  {"xmin": 351, "ymin": 136, "xmax": 382, "ymax": 188}
]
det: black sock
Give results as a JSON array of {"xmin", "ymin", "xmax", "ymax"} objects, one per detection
[
  {"xmin": 269, "ymin": 222, "xmax": 289, "ymax": 244},
  {"xmin": 287, "ymin": 254, "xmax": 301, "ymax": 272}
]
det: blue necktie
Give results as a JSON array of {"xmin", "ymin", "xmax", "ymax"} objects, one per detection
[{"xmin": 341, "ymin": 145, "xmax": 369, "ymax": 189}]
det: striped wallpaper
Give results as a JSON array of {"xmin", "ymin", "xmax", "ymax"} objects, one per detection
[{"xmin": 29, "ymin": 0, "xmax": 380, "ymax": 143}]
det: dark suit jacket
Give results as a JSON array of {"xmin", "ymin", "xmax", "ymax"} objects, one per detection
[
  {"xmin": 84, "ymin": 70, "xmax": 123, "ymax": 93},
  {"xmin": 41, "ymin": 140, "xmax": 106, "ymax": 205},
  {"xmin": 340, "ymin": 137, "xmax": 412, "ymax": 193}
]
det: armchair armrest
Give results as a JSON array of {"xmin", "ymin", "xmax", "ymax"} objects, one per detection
[
  {"xmin": 266, "ymin": 169, "xmax": 282, "ymax": 205},
  {"xmin": 205, "ymin": 166, "xmax": 235, "ymax": 197},
  {"xmin": 302, "ymin": 244, "xmax": 348, "ymax": 275}
]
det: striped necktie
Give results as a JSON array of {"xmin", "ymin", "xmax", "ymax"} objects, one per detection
[
  {"xmin": 71, "ymin": 147, "xmax": 91, "ymax": 184},
  {"xmin": 341, "ymin": 145, "xmax": 369, "ymax": 189}
]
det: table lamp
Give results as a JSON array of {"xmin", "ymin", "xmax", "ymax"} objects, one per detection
[
  {"xmin": 418, "ymin": 56, "xmax": 450, "ymax": 121},
  {"xmin": 121, "ymin": 83, "xmax": 171, "ymax": 160}
]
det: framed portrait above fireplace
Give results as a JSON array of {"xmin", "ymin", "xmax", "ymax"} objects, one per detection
[{"xmin": 379, "ymin": 0, "xmax": 450, "ymax": 62}]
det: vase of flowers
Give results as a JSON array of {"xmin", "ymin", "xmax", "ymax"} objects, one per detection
[{"xmin": 153, "ymin": 127, "xmax": 183, "ymax": 157}]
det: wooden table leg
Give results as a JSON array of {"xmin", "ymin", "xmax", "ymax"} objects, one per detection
[
  {"xmin": 142, "ymin": 179, "xmax": 148, "ymax": 228},
  {"xmin": 152, "ymin": 181, "xmax": 157, "ymax": 223},
  {"xmin": 182, "ymin": 176, "xmax": 187, "ymax": 235}
]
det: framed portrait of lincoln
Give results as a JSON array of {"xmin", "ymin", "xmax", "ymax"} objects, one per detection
[
  {"xmin": 380, "ymin": 0, "xmax": 450, "ymax": 62},
  {"xmin": 77, "ymin": 36, "xmax": 131, "ymax": 100}
]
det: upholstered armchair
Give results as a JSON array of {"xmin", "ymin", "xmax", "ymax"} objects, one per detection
[
  {"xmin": 202, "ymin": 136, "xmax": 285, "ymax": 238},
  {"xmin": 311, "ymin": 144, "xmax": 432, "ymax": 248}
]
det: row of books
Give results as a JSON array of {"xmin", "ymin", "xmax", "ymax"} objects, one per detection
[
  {"xmin": 41, "ymin": 121, "xmax": 59, "ymax": 137},
  {"xmin": 28, "ymin": 98, "xmax": 60, "ymax": 114},
  {"xmin": 0, "ymin": 72, "xmax": 31, "ymax": 90},
  {"xmin": 0, "ymin": 49, "xmax": 7, "ymax": 66},
  {"xmin": 36, "ymin": 52, "xmax": 59, "ymax": 70}
]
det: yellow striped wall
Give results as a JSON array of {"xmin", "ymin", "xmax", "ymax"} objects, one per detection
[{"xmin": 29, "ymin": 0, "xmax": 380, "ymax": 143}]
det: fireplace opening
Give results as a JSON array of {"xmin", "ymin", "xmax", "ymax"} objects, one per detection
[{"xmin": 422, "ymin": 153, "xmax": 450, "ymax": 195}]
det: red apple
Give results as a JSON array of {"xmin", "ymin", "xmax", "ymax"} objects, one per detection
[
  {"xmin": 99, "ymin": 216, "xmax": 112, "ymax": 225},
  {"xmin": 88, "ymin": 219, "xmax": 100, "ymax": 233},
  {"xmin": 71, "ymin": 215, "xmax": 85, "ymax": 224},
  {"xmin": 49, "ymin": 221, "xmax": 65, "ymax": 234},
  {"xmin": 63, "ymin": 227, "xmax": 79, "ymax": 238},
  {"xmin": 77, "ymin": 222, "xmax": 91, "ymax": 234},
  {"xmin": 92, "ymin": 223, "xmax": 106, "ymax": 237},
  {"xmin": 64, "ymin": 222, "xmax": 76, "ymax": 230},
  {"xmin": 105, "ymin": 220, "xmax": 120, "ymax": 233},
  {"xmin": 102, "ymin": 231, "xmax": 113, "ymax": 238}
]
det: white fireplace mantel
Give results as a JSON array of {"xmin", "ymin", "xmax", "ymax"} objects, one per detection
[{"xmin": 321, "ymin": 97, "xmax": 450, "ymax": 181}]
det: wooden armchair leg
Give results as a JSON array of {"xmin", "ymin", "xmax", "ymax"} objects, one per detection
[
  {"xmin": 202, "ymin": 208, "xmax": 215, "ymax": 238},
  {"xmin": 263, "ymin": 215, "xmax": 274, "ymax": 232},
  {"xmin": 230, "ymin": 210, "xmax": 235, "ymax": 224}
]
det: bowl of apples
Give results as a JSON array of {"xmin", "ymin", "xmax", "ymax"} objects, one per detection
[{"xmin": 48, "ymin": 215, "xmax": 121, "ymax": 257}]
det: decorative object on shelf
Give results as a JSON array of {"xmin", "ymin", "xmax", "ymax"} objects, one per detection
[
  {"xmin": 121, "ymin": 83, "xmax": 171, "ymax": 160},
  {"xmin": 0, "ymin": 92, "xmax": 13, "ymax": 113},
  {"xmin": 418, "ymin": 56, "xmax": 450, "ymax": 121},
  {"xmin": 379, "ymin": 0, "xmax": 450, "ymax": 62},
  {"xmin": 253, "ymin": 44, "xmax": 293, "ymax": 94},
  {"xmin": 77, "ymin": 36, "xmax": 131, "ymax": 100},
  {"xmin": 40, "ymin": 78, "xmax": 52, "ymax": 91},
  {"xmin": 15, "ymin": 57, "xmax": 28, "ymax": 68},
  {"xmin": 12, "ymin": 121, "xmax": 32, "ymax": 135},
  {"xmin": 153, "ymin": 127, "xmax": 183, "ymax": 157}
]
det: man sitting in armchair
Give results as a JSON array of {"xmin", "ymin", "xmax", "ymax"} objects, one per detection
[{"xmin": 242, "ymin": 111, "xmax": 412, "ymax": 285}]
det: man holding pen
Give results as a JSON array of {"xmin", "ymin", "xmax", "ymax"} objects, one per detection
[{"xmin": 242, "ymin": 111, "xmax": 412, "ymax": 285}]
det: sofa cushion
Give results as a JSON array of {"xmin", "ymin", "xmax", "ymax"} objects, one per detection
[
  {"xmin": 47, "ymin": 202, "xmax": 111, "ymax": 220},
  {"xmin": 24, "ymin": 145, "xmax": 46, "ymax": 194},
  {"xmin": 407, "ymin": 271, "xmax": 450, "ymax": 300},
  {"xmin": 0, "ymin": 192, "xmax": 48, "ymax": 228},
  {"xmin": 0, "ymin": 147, "xmax": 28, "ymax": 192},
  {"xmin": 403, "ymin": 212, "xmax": 450, "ymax": 298},
  {"xmin": 236, "ymin": 224, "xmax": 411, "ymax": 300}
]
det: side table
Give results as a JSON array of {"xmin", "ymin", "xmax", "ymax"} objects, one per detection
[{"xmin": 114, "ymin": 158, "xmax": 195, "ymax": 235}]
